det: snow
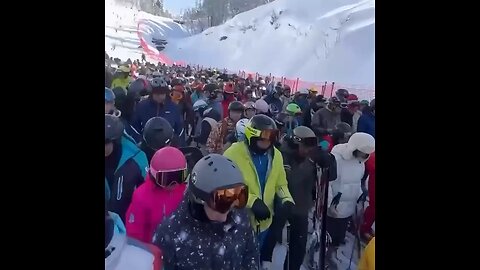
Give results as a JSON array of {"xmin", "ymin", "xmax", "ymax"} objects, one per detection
[
  {"xmin": 164, "ymin": 0, "xmax": 375, "ymax": 88},
  {"xmin": 106, "ymin": 0, "xmax": 374, "ymax": 94}
]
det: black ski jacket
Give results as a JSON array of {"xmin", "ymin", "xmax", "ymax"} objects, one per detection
[{"xmin": 153, "ymin": 199, "xmax": 259, "ymax": 270}]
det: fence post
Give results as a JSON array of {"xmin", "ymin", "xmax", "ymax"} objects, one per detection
[
  {"xmin": 330, "ymin": 82, "xmax": 335, "ymax": 97},
  {"xmin": 295, "ymin": 78, "xmax": 300, "ymax": 92}
]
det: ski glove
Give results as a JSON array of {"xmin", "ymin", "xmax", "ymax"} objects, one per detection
[
  {"xmin": 251, "ymin": 199, "xmax": 271, "ymax": 221},
  {"xmin": 330, "ymin": 192, "xmax": 342, "ymax": 208},
  {"xmin": 272, "ymin": 201, "xmax": 295, "ymax": 243},
  {"xmin": 357, "ymin": 191, "xmax": 368, "ymax": 203}
]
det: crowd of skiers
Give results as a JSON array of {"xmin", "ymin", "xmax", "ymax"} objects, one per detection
[{"xmin": 105, "ymin": 58, "xmax": 376, "ymax": 270}]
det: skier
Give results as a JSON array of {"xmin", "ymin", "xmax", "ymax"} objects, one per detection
[
  {"xmin": 262, "ymin": 126, "xmax": 319, "ymax": 270},
  {"xmin": 139, "ymin": 117, "xmax": 175, "ymax": 163},
  {"xmin": 357, "ymin": 99, "xmax": 375, "ymax": 138},
  {"xmin": 112, "ymin": 85, "xmax": 144, "ymax": 143},
  {"xmin": 284, "ymin": 103, "xmax": 302, "ymax": 137},
  {"xmin": 335, "ymin": 88, "xmax": 350, "ymax": 105},
  {"xmin": 303, "ymin": 95, "xmax": 327, "ymax": 128},
  {"xmin": 311, "ymin": 97, "xmax": 342, "ymax": 137},
  {"xmin": 152, "ymin": 154, "xmax": 259, "ymax": 270},
  {"xmin": 190, "ymin": 81, "xmax": 205, "ymax": 104},
  {"xmin": 205, "ymin": 83, "xmax": 224, "ymax": 119},
  {"xmin": 360, "ymin": 151, "xmax": 375, "ymax": 241},
  {"xmin": 263, "ymin": 86, "xmax": 283, "ymax": 116},
  {"xmin": 293, "ymin": 89, "xmax": 309, "ymax": 114},
  {"xmin": 318, "ymin": 122, "xmax": 352, "ymax": 152},
  {"xmin": 222, "ymin": 82, "xmax": 237, "ymax": 117},
  {"xmin": 280, "ymin": 85, "xmax": 293, "ymax": 112},
  {"xmin": 132, "ymin": 77, "xmax": 183, "ymax": 137},
  {"xmin": 340, "ymin": 94, "xmax": 360, "ymax": 127},
  {"xmin": 223, "ymin": 115, "xmax": 294, "ymax": 256},
  {"xmin": 206, "ymin": 101, "xmax": 244, "ymax": 154},
  {"xmin": 326, "ymin": 132, "xmax": 375, "ymax": 268},
  {"xmin": 234, "ymin": 118, "xmax": 249, "ymax": 142},
  {"xmin": 125, "ymin": 146, "xmax": 187, "ymax": 244},
  {"xmin": 105, "ymin": 114, "xmax": 149, "ymax": 222},
  {"xmin": 111, "ymin": 65, "xmax": 132, "ymax": 91},
  {"xmin": 106, "ymin": 206, "xmax": 162, "ymax": 270},
  {"xmin": 194, "ymin": 107, "xmax": 221, "ymax": 154},
  {"xmin": 244, "ymin": 101, "xmax": 256, "ymax": 119}
]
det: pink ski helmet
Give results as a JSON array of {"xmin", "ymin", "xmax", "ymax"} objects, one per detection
[{"xmin": 149, "ymin": 146, "xmax": 188, "ymax": 187}]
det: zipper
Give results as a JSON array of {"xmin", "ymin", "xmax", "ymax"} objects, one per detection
[
  {"xmin": 246, "ymin": 149, "xmax": 263, "ymax": 200},
  {"xmin": 116, "ymin": 175, "xmax": 124, "ymax": 200}
]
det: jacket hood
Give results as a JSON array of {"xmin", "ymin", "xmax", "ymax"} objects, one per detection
[
  {"xmin": 332, "ymin": 132, "xmax": 375, "ymax": 160},
  {"xmin": 117, "ymin": 135, "xmax": 143, "ymax": 171}
]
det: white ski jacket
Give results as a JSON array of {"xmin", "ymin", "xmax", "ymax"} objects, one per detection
[
  {"xmin": 105, "ymin": 233, "xmax": 155, "ymax": 270},
  {"xmin": 328, "ymin": 133, "xmax": 375, "ymax": 218}
]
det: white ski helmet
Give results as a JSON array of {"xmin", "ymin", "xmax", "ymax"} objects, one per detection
[
  {"xmin": 235, "ymin": 118, "xmax": 249, "ymax": 142},
  {"xmin": 255, "ymin": 99, "xmax": 269, "ymax": 113},
  {"xmin": 193, "ymin": 99, "xmax": 208, "ymax": 112}
]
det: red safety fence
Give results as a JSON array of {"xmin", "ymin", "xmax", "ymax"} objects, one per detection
[{"xmin": 137, "ymin": 20, "xmax": 375, "ymax": 100}]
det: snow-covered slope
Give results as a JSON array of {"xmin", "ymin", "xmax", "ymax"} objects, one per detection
[
  {"xmin": 165, "ymin": 0, "xmax": 375, "ymax": 88},
  {"xmin": 105, "ymin": 0, "xmax": 188, "ymax": 62}
]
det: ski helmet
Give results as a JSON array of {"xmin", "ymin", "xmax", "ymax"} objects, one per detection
[
  {"xmin": 244, "ymin": 101, "xmax": 256, "ymax": 110},
  {"xmin": 245, "ymin": 114, "xmax": 279, "ymax": 145},
  {"xmin": 255, "ymin": 99, "xmax": 269, "ymax": 114},
  {"xmin": 346, "ymin": 94, "xmax": 359, "ymax": 105},
  {"xmin": 188, "ymin": 154, "xmax": 247, "ymax": 214},
  {"xmin": 298, "ymin": 89, "xmax": 309, "ymax": 95},
  {"xmin": 235, "ymin": 118, "xmax": 249, "ymax": 142},
  {"xmin": 286, "ymin": 103, "xmax": 302, "ymax": 116},
  {"xmin": 149, "ymin": 146, "xmax": 187, "ymax": 187},
  {"xmin": 112, "ymin": 87, "xmax": 127, "ymax": 107},
  {"xmin": 105, "ymin": 114, "xmax": 124, "ymax": 142},
  {"xmin": 105, "ymin": 87, "xmax": 115, "ymax": 103},
  {"xmin": 360, "ymin": 100, "xmax": 369, "ymax": 106},
  {"xmin": 128, "ymin": 78, "xmax": 152, "ymax": 96},
  {"xmin": 347, "ymin": 132, "xmax": 375, "ymax": 154},
  {"xmin": 152, "ymin": 71, "xmax": 162, "ymax": 78},
  {"xmin": 143, "ymin": 117, "xmax": 174, "ymax": 151},
  {"xmin": 335, "ymin": 88, "xmax": 349, "ymax": 102},
  {"xmin": 224, "ymin": 82, "xmax": 235, "ymax": 94},
  {"xmin": 332, "ymin": 122, "xmax": 352, "ymax": 144},
  {"xmin": 228, "ymin": 101, "xmax": 244, "ymax": 112},
  {"xmin": 274, "ymin": 112, "xmax": 288, "ymax": 129},
  {"xmin": 193, "ymin": 100, "xmax": 208, "ymax": 112},
  {"xmin": 151, "ymin": 77, "xmax": 169, "ymax": 93},
  {"xmin": 288, "ymin": 126, "xmax": 317, "ymax": 147}
]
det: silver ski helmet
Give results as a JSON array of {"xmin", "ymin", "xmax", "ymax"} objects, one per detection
[{"xmin": 188, "ymin": 154, "xmax": 248, "ymax": 213}]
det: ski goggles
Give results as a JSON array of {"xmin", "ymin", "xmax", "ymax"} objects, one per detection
[
  {"xmin": 294, "ymin": 136, "xmax": 318, "ymax": 147},
  {"xmin": 150, "ymin": 168, "xmax": 187, "ymax": 188},
  {"xmin": 248, "ymin": 127, "xmax": 280, "ymax": 143},
  {"xmin": 207, "ymin": 185, "xmax": 248, "ymax": 214}
]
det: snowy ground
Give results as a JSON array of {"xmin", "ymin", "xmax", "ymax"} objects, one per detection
[{"xmin": 105, "ymin": 0, "xmax": 375, "ymax": 91}]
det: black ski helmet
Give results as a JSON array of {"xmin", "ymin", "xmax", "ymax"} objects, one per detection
[
  {"xmin": 112, "ymin": 87, "xmax": 127, "ymax": 108},
  {"xmin": 228, "ymin": 101, "xmax": 244, "ymax": 112},
  {"xmin": 335, "ymin": 88, "xmax": 349, "ymax": 103},
  {"xmin": 105, "ymin": 114, "xmax": 124, "ymax": 142},
  {"xmin": 128, "ymin": 78, "xmax": 152, "ymax": 96},
  {"xmin": 142, "ymin": 117, "xmax": 174, "ymax": 151},
  {"xmin": 151, "ymin": 77, "xmax": 169, "ymax": 93},
  {"xmin": 244, "ymin": 114, "xmax": 278, "ymax": 152},
  {"xmin": 332, "ymin": 122, "xmax": 352, "ymax": 144}
]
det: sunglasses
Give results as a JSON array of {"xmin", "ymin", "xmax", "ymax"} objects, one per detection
[
  {"xmin": 207, "ymin": 185, "xmax": 248, "ymax": 214},
  {"xmin": 150, "ymin": 167, "xmax": 187, "ymax": 188}
]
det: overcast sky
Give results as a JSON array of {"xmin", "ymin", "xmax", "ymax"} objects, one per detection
[{"xmin": 164, "ymin": 0, "xmax": 198, "ymax": 16}]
